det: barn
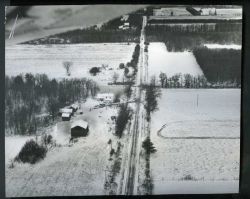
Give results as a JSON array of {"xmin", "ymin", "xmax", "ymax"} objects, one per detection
[{"xmin": 71, "ymin": 120, "xmax": 89, "ymax": 137}]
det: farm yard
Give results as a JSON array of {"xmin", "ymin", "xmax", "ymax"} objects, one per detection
[
  {"xmin": 5, "ymin": 5, "xmax": 242, "ymax": 197},
  {"xmin": 5, "ymin": 98, "xmax": 122, "ymax": 197}
]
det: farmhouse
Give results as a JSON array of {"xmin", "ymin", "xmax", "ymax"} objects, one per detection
[
  {"xmin": 71, "ymin": 120, "xmax": 89, "ymax": 137},
  {"xmin": 62, "ymin": 112, "xmax": 71, "ymax": 121},
  {"xmin": 96, "ymin": 93, "xmax": 114, "ymax": 103}
]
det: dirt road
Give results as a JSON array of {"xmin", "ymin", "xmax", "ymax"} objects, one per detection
[{"xmin": 123, "ymin": 16, "xmax": 147, "ymax": 195}]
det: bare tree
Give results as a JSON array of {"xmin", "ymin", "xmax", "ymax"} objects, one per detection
[
  {"xmin": 63, "ymin": 61, "xmax": 73, "ymax": 76},
  {"xmin": 159, "ymin": 72, "xmax": 167, "ymax": 88}
]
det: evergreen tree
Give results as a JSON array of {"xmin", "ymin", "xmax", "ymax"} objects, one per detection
[{"xmin": 142, "ymin": 136, "xmax": 156, "ymax": 155}]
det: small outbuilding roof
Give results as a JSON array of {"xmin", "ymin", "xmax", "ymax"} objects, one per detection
[
  {"xmin": 62, "ymin": 112, "xmax": 71, "ymax": 117},
  {"xmin": 71, "ymin": 120, "xmax": 88, "ymax": 129},
  {"xmin": 60, "ymin": 108, "xmax": 73, "ymax": 113},
  {"xmin": 71, "ymin": 104, "xmax": 79, "ymax": 109}
]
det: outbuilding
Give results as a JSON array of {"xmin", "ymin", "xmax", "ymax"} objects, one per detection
[
  {"xmin": 70, "ymin": 104, "xmax": 79, "ymax": 112},
  {"xmin": 60, "ymin": 108, "xmax": 73, "ymax": 116},
  {"xmin": 62, "ymin": 112, "xmax": 71, "ymax": 121},
  {"xmin": 71, "ymin": 120, "xmax": 89, "ymax": 137}
]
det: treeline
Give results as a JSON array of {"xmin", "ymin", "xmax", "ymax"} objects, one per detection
[
  {"xmin": 148, "ymin": 19, "xmax": 242, "ymax": 26},
  {"xmin": 24, "ymin": 29, "xmax": 140, "ymax": 44},
  {"xmin": 159, "ymin": 73, "xmax": 208, "ymax": 88},
  {"xmin": 5, "ymin": 74, "xmax": 99, "ymax": 135},
  {"xmin": 124, "ymin": 44, "xmax": 140, "ymax": 78},
  {"xmin": 144, "ymin": 78, "xmax": 161, "ymax": 121},
  {"xmin": 147, "ymin": 22, "xmax": 241, "ymax": 33},
  {"xmin": 118, "ymin": 43, "xmax": 140, "ymax": 83},
  {"xmin": 193, "ymin": 47, "xmax": 241, "ymax": 86},
  {"xmin": 145, "ymin": 25, "xmax": 242, "ymax": 51},
  {"xmin": 158, "ymin": 72, "xmax": 240, "ymax": 88}
]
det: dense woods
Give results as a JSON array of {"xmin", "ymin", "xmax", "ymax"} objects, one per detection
[
  {"xmin": 193, "ymin": 47, "xmax": 241, "ymax": 86},
  {"xmin": 24, "ymin": 29, "xmax": 140, "ymax": 44},
  {"xmin": 5, "ymin": 74, "xmax": 99, "ymax": 135},
  {"xmin": 145, "ymin": 23, "xmax": 242, "ymax": 51}
]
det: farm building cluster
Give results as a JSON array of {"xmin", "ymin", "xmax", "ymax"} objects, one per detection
[
  {"xmin": 96, "ymin": 93, "xmax": 114, "ymax": 103},
  {"xmin": 59, "ymin": 104, "xmax": 79, "ymax": 121},
  {"xmin": 58, "ymin": 93, "xmax": 115, "ymax": 137},
  {"xmin": 119, "ymin": 15, "xmax": 130, "ymax": 30}
]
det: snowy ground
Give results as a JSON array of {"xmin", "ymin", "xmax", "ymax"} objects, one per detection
[
  {"xmin": 150, "ymin": 89, "xmax": 240, "ymax": 194},
  {"xmin": 5, "ymin": 43, "xmax": 135, "ymax": 85},
  {"xmin": 203, "ymin": 44, "xmax": 241, "ymax": 49},
  {"xmin": 148, "ymin": 42, "xmax": 203, "ymax": 81},
  {"xmin": 5, "ymin": 98, "xmax": 121, "ymax": 197}
]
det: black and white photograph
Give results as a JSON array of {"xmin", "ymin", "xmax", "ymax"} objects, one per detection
[{"xmin": 5, "ymin": 4, "xmax": 242, "ymax": 197}]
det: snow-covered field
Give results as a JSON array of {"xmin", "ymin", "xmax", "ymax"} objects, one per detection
[
  {"xmin": 5, "ymin": 98, "xmax": 120, "ymax": 197},
  {"xmin": 148, "ymin": 42, "xmax": 203, "ymax": 80},
  {"xmin": 204, "ymin": 44, "xmax": 241, "ymax": 49},
  {"xmin": 5, "ymin": 43, "xmax": 135, "ymax": 85},
  {"xmin": 150, "ymin": 89, "xmax": 240, "ymax": 194}
]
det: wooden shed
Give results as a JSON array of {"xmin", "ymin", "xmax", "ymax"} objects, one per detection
[
  {"xmin": 70, "ymin": 104, "xmax": 79, "ymax": 112},
  {"xmin": 62, "ymin": 112, "xmax": 71, "ymax": 121},
  {"xmin": 71, "ymin": 120, "xmax": 89, "ymax": 137}
]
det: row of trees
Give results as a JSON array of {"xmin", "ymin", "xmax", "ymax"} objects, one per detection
[
  {"xmin": 123, "ymin": 44, "xmax": 140, "ymax": 80},
  {"xmin": 5, "ymin": 73, "xmax": 99, "ymax": 135},
  {"xmin": 25, "ymin": 29, "xmax": 141, "ymax": 44},
  {"xmin": 159, "ymin": 73, "xmax": 209, "ymax": 88},
  {"xmin": 144, "ymin": 78, "xmax": 161, "ymax": 121},
  {"xmin": 141, "ymin": 78, "xmax": 160, "ymax": 194},
  {"xmin": 145, "ymin": 26, "xmax": 242, "ymax": 52},
  {"xmin": 115, "ymin": 104, "xmax": 132, "ymax": 138},
  {"xmin": 147, "ymin": 22, "xmax": 242, "ymax": 32},
  {"xmin": 158, "ymin": 72, "xmax": 240, "ymax": 88}
]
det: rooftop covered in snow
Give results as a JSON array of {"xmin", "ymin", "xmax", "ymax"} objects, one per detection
[
  {"xmin": 62, "ymin": 113, "xmax": 71, "ymax": 118},
  {"xmin": 71, "ymin": 120, "xmax": 88, "ymax": 129},
  {"xmin": 60, "ymin": 108, "xmax": 73, "ymax": 113}
]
